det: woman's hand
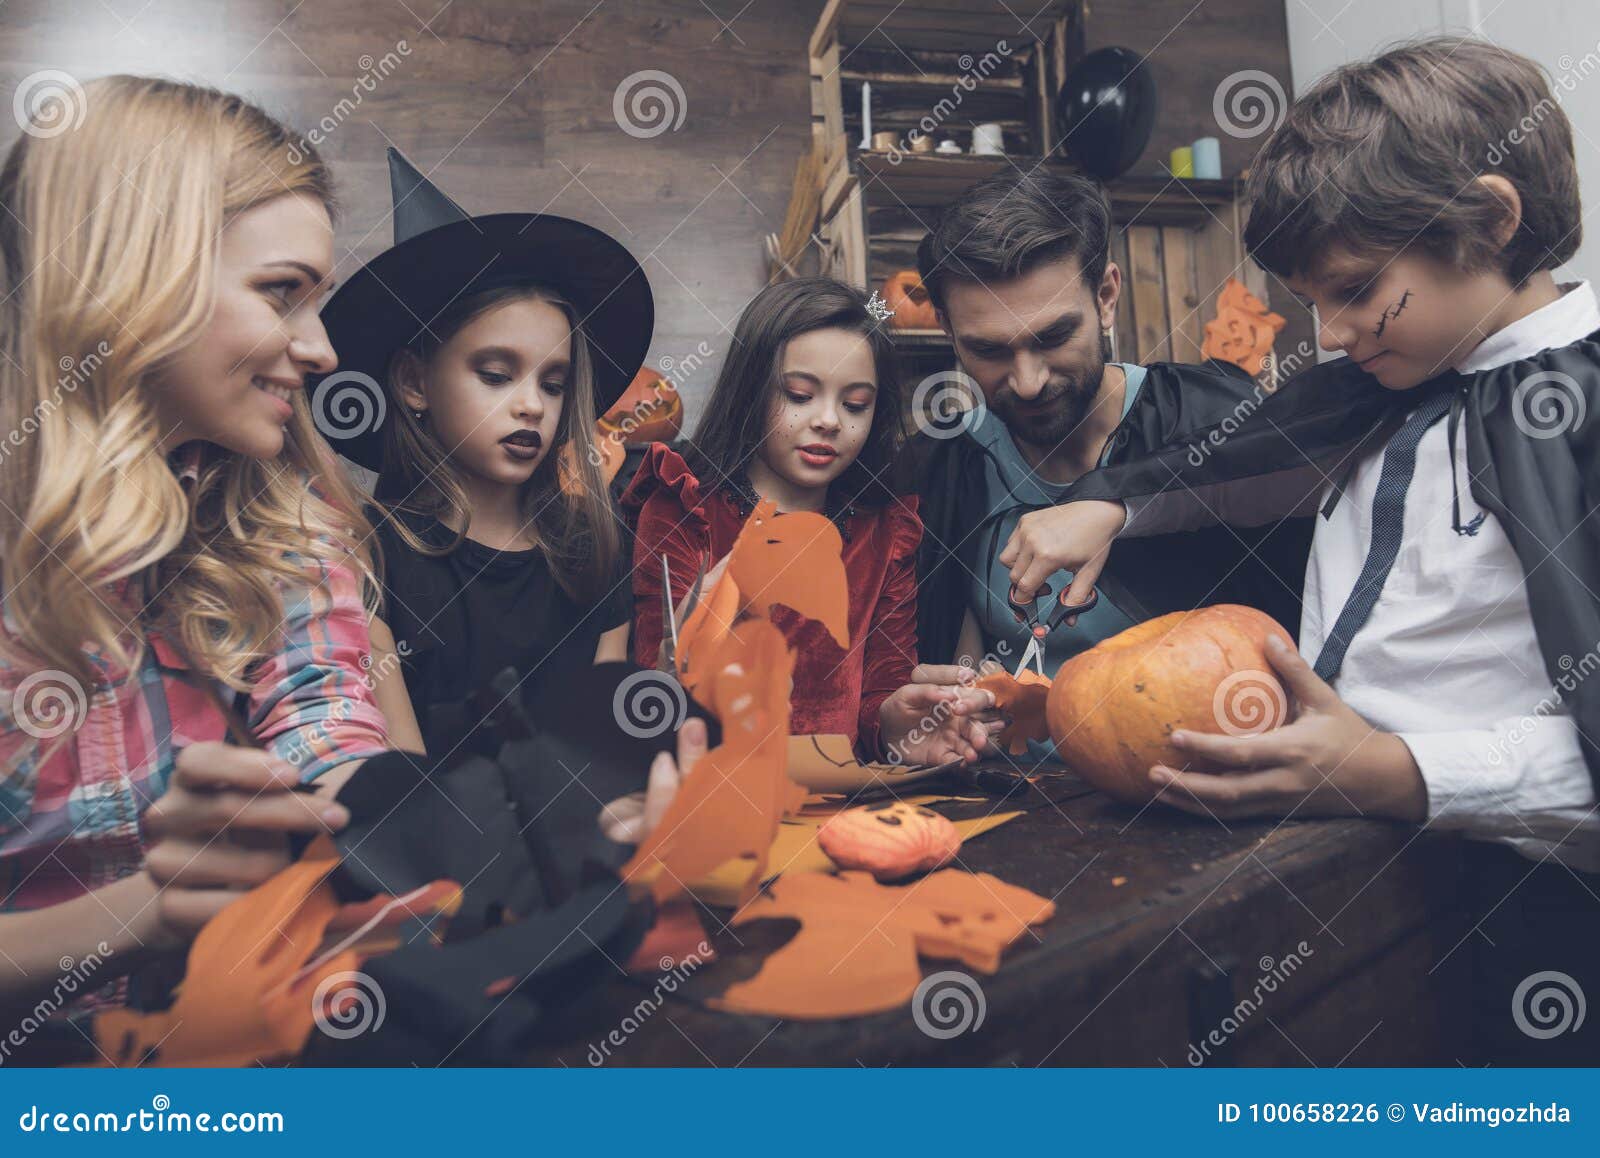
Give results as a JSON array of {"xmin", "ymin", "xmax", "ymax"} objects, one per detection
[
  {"xmin": 878, "ymin": 680, "xmax": 996, "ymax": 766},
  {"xmin": 141, "ymin": 743, "xmax": 350, "ymax": 946},
  {"xmin": 599, "ymin": 717, "xmax": 709, "ymax": 844},
  {"xmin": 1000, "ymin": 499, "xmax": 1126, "ymax": 610}
]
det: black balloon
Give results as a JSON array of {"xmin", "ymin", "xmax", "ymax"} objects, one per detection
[{"xmin": 1054, "ymin": 46, "xmax": 1158, "ymax": 180}]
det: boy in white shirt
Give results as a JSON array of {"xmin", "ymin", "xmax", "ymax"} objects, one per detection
[{"xmin": 999, "ymin": 37, "xmax": 1598, "ymax": 1062}]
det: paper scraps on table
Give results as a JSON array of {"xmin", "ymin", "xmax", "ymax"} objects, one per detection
[
  {"xmin": 711, "ymin": 869, "xmax": 1056, "ymax": 1019},
  {"xmin": 624, "ymin": 499, "xmax": 848, "ymax": 907},
  {"xmin": 976, "ymin": 669, "xmax": 1053, "ymax": 755}
]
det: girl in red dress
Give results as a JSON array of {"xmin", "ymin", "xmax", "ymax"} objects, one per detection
[{"xmin": 623, "ymin": 278, "xmax": 991, "ymax": 765}]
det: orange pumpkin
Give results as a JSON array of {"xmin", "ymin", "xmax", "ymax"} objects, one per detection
[
  {"xmin": 1046, "ymin": 605, "xmax": 1295, "ymax": 804},
  {"xmin": 882, "ymin": 270, "xmax": 939, "ymax": 330},
  {"xmin": 600, "ymin": 367, "xmax": 683, "ymax": 445}
]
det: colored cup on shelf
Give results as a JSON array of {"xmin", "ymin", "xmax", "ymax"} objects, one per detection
[
  {"xmin": 1169, "ymin": 146, "xmax": 1194, "ymax": 178},
  {"xmin": 1192, "ymin": 136, "xmax": 1222, "ymax": 180}
]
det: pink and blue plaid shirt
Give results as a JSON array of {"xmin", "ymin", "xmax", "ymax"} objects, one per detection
[{"xmin": 0, "ymin": 452, "xmax": 390, "ymax": 916}]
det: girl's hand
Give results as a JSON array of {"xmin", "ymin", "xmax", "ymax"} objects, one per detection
[
  {"xmin": 141, "ymin": 743, "xmax": 350, "ymax": 945},
  {"xmin": 878, "ymin": 682, "xmax": 997, "ymax": 766},
  {"xmin": 1000, "ymin": 499, "xmax": 1126, "ymax": 610},
  {"xmin": 1150, "ymin": 635, "xmax": 1428, "ymax": 822},
  {"xmin": 599, "ymin": 717, "xmax": 708, "ymax": 844}
]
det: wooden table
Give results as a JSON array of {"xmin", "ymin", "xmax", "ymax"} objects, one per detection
[{"xmin": 530, "ymin": 760, "xmax": 1474, "ymax": 1067}]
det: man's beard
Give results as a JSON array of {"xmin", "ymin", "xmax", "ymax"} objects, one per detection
[{"xmin": 991, "ymin": 351, "xmax": 1107, "ymax": 452}]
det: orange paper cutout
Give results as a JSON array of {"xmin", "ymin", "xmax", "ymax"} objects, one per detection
[
  {"xmin": 1202, "ymin": 278, "xmax": 1286, "ymax": 377},
  {"xmin": 96, "ymin": 840, "xmax": 356, "ymax": 1067},
  {"xmin": 976, "ymin": 669, "xmax": 1054, "ymax": 755},
  {"xmin": 624, "ymin": 499, "xmax": 849, "ymax": 906},
  {"xmin": 712, "ymin": 869, "xmax": 1055, "ymax": 1019}
]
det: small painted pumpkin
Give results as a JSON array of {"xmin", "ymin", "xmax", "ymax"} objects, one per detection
[
  {"xmin": 817, "ymin": 801, "xmax": 962, "ymax": 881},
  {"xmin": 881, "ymin": 270, "xmax": 939, "ymax": 330}
]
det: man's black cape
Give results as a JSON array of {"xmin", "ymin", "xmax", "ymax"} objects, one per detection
[{"xmin": 913, "ymin": 337, "xmax": 1600, "ymax": 794}]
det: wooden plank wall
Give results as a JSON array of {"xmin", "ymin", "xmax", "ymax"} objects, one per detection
[{"xmin": 0, "ymin": 0, "xmax": 828, "ymax": 422}]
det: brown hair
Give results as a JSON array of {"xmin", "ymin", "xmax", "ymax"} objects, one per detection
[
  {"xmin": 1244, "ymin": 36, "xmax": 1581, "ymax": 288},
  {"xmin": 373, "ymin": 283, "xmax": 620, "ymax": 597},
  {"xmin": 917, "ymin": 167, "xmax": 1111, "ymax": 311}
]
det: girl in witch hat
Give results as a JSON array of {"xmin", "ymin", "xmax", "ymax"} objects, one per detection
[{"xmin": 315, "ymin": 149, "xmax": 653, "ymax": 756}]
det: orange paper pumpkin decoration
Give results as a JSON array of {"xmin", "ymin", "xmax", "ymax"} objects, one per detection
[
  {"xmin": 882, "ymin": 270, "xmax": 940, "ymax": 330},
  {"xmin": 600, "ymin": 367, "xmax": 684, "ymax": 445},
  {"xmin": 1202, "ymin": 278, "xmax": 1286, "ymax": 377},
  {"xmin": 975, "ymin": 668, "xmax": 1053, "ymax": 755},
  {"xmin": 1046, "ymin": 604, "xmax": 1295, "ymax": 804},
  {"xmin": 818, "ymin": 801, "xmax": 962, "ymax": 881}
]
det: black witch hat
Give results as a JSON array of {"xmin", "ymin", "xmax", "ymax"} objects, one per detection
[{"xmin": 313, "ymin": 148, "xmax": 654, "ymax": 472}]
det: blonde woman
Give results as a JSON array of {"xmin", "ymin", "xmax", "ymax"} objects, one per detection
[{"xmin": 0, "ymin": 76, "xmax": 399, "ymax": 1017}]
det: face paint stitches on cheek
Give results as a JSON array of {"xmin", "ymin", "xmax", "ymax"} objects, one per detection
[{"xmin": 1373, "ymin": 288, "xmax": 1413, "ymax": 340}]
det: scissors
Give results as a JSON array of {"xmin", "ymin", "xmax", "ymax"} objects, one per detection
[
  {"xmin": 1007, "ymin": 580, "xmax": 1099, "ymax": 678},
  {"xmin": 659, "ymin": 552, "xmax": 708, "ymax": 672}
]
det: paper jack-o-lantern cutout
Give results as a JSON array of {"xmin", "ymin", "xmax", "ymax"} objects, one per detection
[
  {"xmin": 818, "ymin": 801, "xmax": 962, "ymax": 881},
  {"xmin": 623, "ymin": 499, "xmax": 851, "ymax": 907},
  {"xmin": 712, "ymin": 869, "xmax": 1055, "ymax": 1019},
  {"xmin": 1202, "ymin": 278, "xmax": 1286, "ymax": 377}
]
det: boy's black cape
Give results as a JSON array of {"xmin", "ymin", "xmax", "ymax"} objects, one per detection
[
  {"xmin": 923, "ymin": 336, "xmax": 1600, "ymax": 792},
  {"xmin": 909, "ymin": 358, "xmax": 1319, "ymax": 665}
]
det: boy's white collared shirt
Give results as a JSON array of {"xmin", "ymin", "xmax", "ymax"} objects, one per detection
[{"xmin": 1300, "ymin": 280, "xmax": 1600, "ymax": 870}]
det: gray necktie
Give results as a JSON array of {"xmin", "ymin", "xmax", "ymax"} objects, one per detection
[{"xmin": 1312, "ymin": 389, "xmax": 1455, "ymax": 682}]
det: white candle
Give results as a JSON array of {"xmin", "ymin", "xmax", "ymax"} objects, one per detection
[{"xmin": 860, "ymin": 81, "xmax": 871, "ymax": 149}]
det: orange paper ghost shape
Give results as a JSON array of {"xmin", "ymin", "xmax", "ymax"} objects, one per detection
[
  {"xmin": 712, "ymin": 869, "xmax": 1056, "ymax": 1019},
  {"xmin": 1202, "ymin": 278, "xmax": 1286, "ymax": 377},
  {"xmin": 624, "ymin": 499, "xmax": 850, "ymax": 906},
  {"xmin": 975, "ymin": 668, "xmax": 1054, "ymax": 755}
]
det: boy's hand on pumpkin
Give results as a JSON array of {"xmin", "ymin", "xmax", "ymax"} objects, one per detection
[
  {"xmin": 1146, "ymin": 635, "xmax": 1428, "ymax": 822},
  {"xmin": 879, "ymin": 682, "xmax": 996, "ymax": 766},
  {"xmin": 1000, "ymin": 500, "xmax": 1125, "ymax": 613}
]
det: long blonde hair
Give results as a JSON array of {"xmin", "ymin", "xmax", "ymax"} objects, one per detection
[
  {"xmin": 373, "ymin": 283, "xmax": 620, "ymax": 596},
  {"xmin": 0, "ymin": 75, "xmax": 377, "ymax": 695}
]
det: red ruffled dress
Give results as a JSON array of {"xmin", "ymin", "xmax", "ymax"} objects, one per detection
[{"xmin": 622, "ymin": 443, "xmax": 923, "ymax": 759}]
